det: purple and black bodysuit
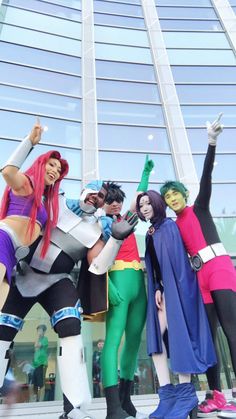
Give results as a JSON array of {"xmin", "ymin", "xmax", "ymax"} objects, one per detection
[{"xmin": 0, "ymin": 190, "xmax": 47, "ymax": 284}]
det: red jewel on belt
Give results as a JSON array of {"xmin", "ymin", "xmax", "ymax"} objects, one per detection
[{"xmin": 148, "ymin": 226, "xmax": 155, "ymax": 235}]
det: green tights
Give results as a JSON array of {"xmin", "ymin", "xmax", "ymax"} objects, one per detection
[{"xmin": 101, "ymin": 268, "xmax": 147, "ymax": 388}]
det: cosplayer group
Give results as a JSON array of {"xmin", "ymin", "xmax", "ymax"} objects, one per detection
[{"xmin": 0, "ymin": 114, "xmax": 235, "ymax": 419}]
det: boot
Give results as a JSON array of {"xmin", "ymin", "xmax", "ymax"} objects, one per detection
[
  {"xmin": 198, "ymin": 390, "xmax": 226, "ymax": 417},
  {"xmin": 57, "ymin": 335, "xmax": 91, "ymax": 417},
  {"xmin": 59, "ymin": 407, "xmax": 95, "ymax": 419},
  {"xmin": 149, "ymin": 384, "xmax": 176, "ymax": 419},
  {"xmin": 165, "ymin": 383, "xmax": 198, "ymax": 419},
  {"xmin": 104, "ymin": 385, "xmax": 134, "ymax": 419},
  {"xmin": 119, "ymin": 379, "xmax": 148, "ymax": 419}
]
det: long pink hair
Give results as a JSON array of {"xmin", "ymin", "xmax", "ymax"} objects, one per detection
[{"xmin": 0, "ymin": 150, "xmax": 69, "ymax": 257}]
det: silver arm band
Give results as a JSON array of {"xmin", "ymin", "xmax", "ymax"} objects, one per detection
[
  {"xmin": 0, "ymin": 135, "xmax": 33, "ymax": 171},
  {"xmin": 89, "ymin": 236, "xmax": 123, "ymax": 275}
]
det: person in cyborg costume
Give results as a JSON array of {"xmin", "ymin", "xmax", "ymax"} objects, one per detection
[{"xmin": 0, "ymin": 176, "xmax": 138, "ymax": 419}]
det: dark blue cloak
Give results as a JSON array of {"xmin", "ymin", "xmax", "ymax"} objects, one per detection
[{"xmin": 145, "ymin": 218, "xmax": 216, "ymax": 374}]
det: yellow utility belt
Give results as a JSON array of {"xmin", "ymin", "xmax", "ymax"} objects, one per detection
[{"xmin": 109, "ymin": 260, "xmax": 143, "ymax": 272}]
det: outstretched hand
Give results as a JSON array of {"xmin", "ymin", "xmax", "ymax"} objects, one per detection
[
  {"xmin": 29, "ymin": 117, "xmax": 44, "ymax": 145},
  {"xmin": 111, "ymin": 211, "xmax": 139, "ymax": 240},
  {"xmin": 206, "ymin": 113, "xmax": 224, "ymax": 146},
  {"xmin": 143, "ymin": 154, "xmax": 154, "ymax": 174}
]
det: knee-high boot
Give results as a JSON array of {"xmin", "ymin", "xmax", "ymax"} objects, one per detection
[
  {"xmin": 165, "ymin": 383, "xmax": 198, "ymax": 419},
  {"xmin": 119, "ymin": 379, "xmax": 148, "ymax": 419},
  {"xmin": 149, "ymin": 384, "xmax": 176, "ymax": 419},
  {"xmin": 57, "ymin": 335, "xmax": 94, "ymax": 419},
  {"xmin": 104, "ymin": 385, "xmax": 134, "ymax": 419}
]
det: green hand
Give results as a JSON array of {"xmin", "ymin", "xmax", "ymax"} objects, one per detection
[{"xmin": 137, "ymin": 154, "xmax": 154, "ymax": 192}]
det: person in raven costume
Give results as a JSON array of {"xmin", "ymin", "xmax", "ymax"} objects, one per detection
[
  {"xmin": 160, "ymin": 114, "xmax": 236, "ymax": 418},
  {"xmin": 0, "ymin": 179, "xmax": 138, "ymax": 419},
  {"xmin": 136, "ymin": 190, "xmax": 216, "ymax": 419}
]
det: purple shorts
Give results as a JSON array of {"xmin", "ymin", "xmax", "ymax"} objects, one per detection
[{"xmin": 0, "ymin": 229, "xmax": 17, "ymax": 285}]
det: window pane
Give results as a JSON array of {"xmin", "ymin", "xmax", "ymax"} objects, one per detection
[
  {"xmin": 1, "ymin": 6, "xmax": 81, "ymax": 39},
  {"xmin": 155, "ymin": 0, "xmax": 212, "ymax": 5},
  {"xmin": 26, "ymin": 0, "xmax": 81, "ymax": 8},
  {"xmin": 172, "ymin": 66, "xmax": 236, "ymax": 83},
  {"xmin": 0, "ymin": 42, "xmax": 81, "ymax": 74},
  {"xmin": 0, "ymin": 25, "xmax": 81, "ymax": 56},
  {"xmin": 100, "ymin": 0, "xmax": 141, "ymax": 3},
  {"xmin": 214, "ymin": 217, "xmax": 236, "ymax": 253},
  {"xmin": 160, "ymin": 19, "xmax": 222, "ymax": 31},
  {"xmin": 94, "ymin": 1, "xmax": 143, "ymax": 16},
  {"xmin": 95, "ymin": 26, "xmax": 148, "ymax": 47},
  {"xmin": 2, "ymin": 0, "xmax": 81, "ymax": 20},
  {"xmin": 96, "ymin": 60, "xmax": 156, "ymax": 81},
  {"xmin": 0, "ymin": 85, "xmax": 81, "ymax": 120},
  {"xmin": 167, "ymin": 49, "xmax": 236, "ymax": 65},
  {"xmin": 97, "ymin": 80, "xmax": 160, "ymax": 102},
  {"xmin": 94, "ymin": 13, "xmax": 145, "ymax": 28},
  {"xmin": 61, "ymin": 179, "xmax": 82, "ymax": 199},
  {"xmin": 0, "ymin": 110, "xmax": 81, "ymax": 147},
  {"xmin": 176, "ymin": 85, "xmax": 236, "ymax": 104},
  {"xmin": 163, "ymin": 32, "xmax": 230, "ymax": 49},
  {"xmin": 208, "ymin": 184, "xmax": 236, "ymax": 216},
  {"xmin": 187, "ymin": 128, "xmax": 236, "ymax": 153},
  {"xmin": 0, "ymin": 140, "xmax": 81, "ymax": 178},
  {"xmin": 0, "ymin": 62, "xmax": 81, "ymax": 96},
  {"xmin": 194, "ymin": 154, "xmax": 236, "ymax": 182},
  {"xmin": 98, "ymin": 101, "xmax": 165, "ymax": 124},
  {"xmin": 156, "ymin": 6, "xmax": 217, "ymax": 19},
  {"xmin": 193, "ymin": 184, "xmax": 236, "ymax": 216},
  {"xmin": 99, "ymin": 152, "xmax": 174, "ymax": 182},
  {"xmin": 182, "ymin": 105, "xmax": 236, "ymax": 125},
  {"xmin": 98, "ymin": 125, "xmax": 170, "ymax": 151},
  {"xmin": 95, "ymin": 43, "xmax": 152, "ymax": 63}
]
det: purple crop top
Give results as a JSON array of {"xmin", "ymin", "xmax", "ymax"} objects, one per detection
[{"xmin": 6, "ymin": 190, "xmax": 47, "ymax": 228}]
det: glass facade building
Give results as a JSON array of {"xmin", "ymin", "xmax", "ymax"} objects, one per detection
[{"xmin": 0, "ymin": 0, "xmax": 235, "ymax": 402}]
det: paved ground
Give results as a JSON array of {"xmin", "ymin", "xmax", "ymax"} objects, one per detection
[{"xmin": 0, "ymin": 391, "xmax": 231, "ymax": 418}]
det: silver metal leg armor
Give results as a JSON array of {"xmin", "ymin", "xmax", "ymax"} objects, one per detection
[
  {"xmin": 57, "ymin": 335, "xmax": 91, "ymax": 408},
  {"xmin": 60, "ymin": 407, "xmax": 95, "ymax": 419}
]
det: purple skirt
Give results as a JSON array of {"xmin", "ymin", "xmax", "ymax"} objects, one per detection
[{"xmin": 0, "ymin": 229, "xmax": 17, "ymax": 285}]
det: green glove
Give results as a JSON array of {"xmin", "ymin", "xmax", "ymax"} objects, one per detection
[
  {"xmin": 137, "ymin": 154, "xmax": 154, "ymax": 192},
  {"xmin": 108, "ymin": 278, "xmax": 124, "ymax": 306}
]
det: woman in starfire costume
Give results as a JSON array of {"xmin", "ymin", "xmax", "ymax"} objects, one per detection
[{"xmin": 0, "ymin": 118, "xmax": 68, "ymax": 308}]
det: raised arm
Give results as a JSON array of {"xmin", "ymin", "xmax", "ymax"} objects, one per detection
[
  {"xmin": 89, "ymin": 212, "xmax": 138, "ymax": 274},
  {"xmin": 195, "ymin": 113, "xmax": 223, "ymax": 209},
  {"xmin": 1, "ymin": 117, "xmax": 43, "ymax": 193},
  {"xmin": 129, "ymin": 155, "xmax": 154, "ymax": 212}
]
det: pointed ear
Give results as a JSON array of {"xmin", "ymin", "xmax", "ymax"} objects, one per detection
[{"xmin": 185, "ymin": 190, "xmax": 189, "ymax": 201}]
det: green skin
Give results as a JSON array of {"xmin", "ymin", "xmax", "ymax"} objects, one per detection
[{"xmin": 101, "ymin": 268, "xmax": 147, "ymax": 387}]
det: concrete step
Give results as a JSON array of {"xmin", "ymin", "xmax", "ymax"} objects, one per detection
[{"xmin": 0, "ymin": 391, "xmax": 229, "ymax": 418}]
